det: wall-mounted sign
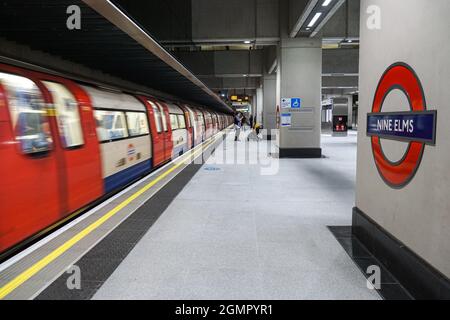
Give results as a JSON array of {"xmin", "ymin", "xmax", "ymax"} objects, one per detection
[
  {"xmin": 367, "ymin": 62, "xmax": 437, "ymax": 188},
  {"xmin": 333, "ymin": 115, "xmax": 348, "ymax": 133},
  {"xmin": 281, "ymin": 98, "xmax": 291, "ymax": 109},
  {"xmin": 367, "ymin": 111, "xmax": 436, "ymax": 144},
  {"xmin": 291, "ymin": 98, "xmax": 301, "ymax": 109},
  {"xmin": 281, "ymin": 113, "xmax": 292, "ymax": 127},
  {"xmin": 281, "ymin": 98, "xmax": 301, "ymax": 109},
  {"xmin": 322, "ymin": 99, "xmax": 332, "ymax": 106}
]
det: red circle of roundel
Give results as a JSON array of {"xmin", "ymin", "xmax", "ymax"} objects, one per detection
[{"xmin": 371, "ymin": 63, "xmax": 426, "ymax": 188}]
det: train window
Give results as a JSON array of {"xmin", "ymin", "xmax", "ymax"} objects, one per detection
[
  {"xmin": 43, "ymin": 81, "xmax": 84, "ymax": 148},
  {"xmin": 126, "ymin": 112, "xmax": 149, "ymax": 137},
  {"xmin": 94, "ymin": 110, "xmax": 128, "ymax": 142},
  {"xmin": 169, "ymin": 114, "xmax": 179, "ymax": 130},
  {"xmin": 159, "ymin": 105, "xmax": 168, "ymax": 131},
  {"xmin": 148, "ymin": 101, "xmax": 163, "ymax": 133},
  {"xmin": 150, "ymin": 104, "xmax": 163, "ymax": 133},
  {"xmin": 177, "ymin": 115, "xmax": 186, "ymax": 129},
  {"xmin": 0, "ymin": 72, "xmax": 53, "ymax": 154}
]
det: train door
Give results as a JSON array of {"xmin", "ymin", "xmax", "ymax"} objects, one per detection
[
  {"xmin": 202, "ymin": 111, "xmax": 211, "ymax": 139},
  {"xmin": 187, "ymin": 106, "xmax": 201, "ymax": 146},
  {"xmin": 185, "ymin": 106, "xmax": 197, "ymax": 147},
  {"xmin": 0, "ymin": 66, "xmax": 61, "ymax": 253},
  {"xmin": 212, "ymin": 113, "xmax": 218, "ymax": 134},
  {"xmin": 36, "ymin": 76, "xmax": 104, "ymax": 213},
  {"xmin": 197, "ymin": 109, "xmax": 206, "ymax": 141},
  {"xmin": 142, "ymin": 98, "xmax": 165, "ymax": 167},
  {"xmin": 168, "ymin": 105, "xmax": 188, "ymax": 157},
  {"xmin": 184, "ymin": 105, "xmax": 197, "ymax": 148},
  {"xmin": 178, "ymin": 104, "xmax": 193, "ymax": 150},
  {"xmin": 156, "ymin": 100, "xmax": 173, "ymax": 162}
]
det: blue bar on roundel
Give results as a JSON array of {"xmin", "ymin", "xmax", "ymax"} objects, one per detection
[{"xmin": 366, "ymin": 111, "xmax": 437, "ymax": 145}]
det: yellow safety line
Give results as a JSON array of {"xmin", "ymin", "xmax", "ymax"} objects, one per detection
[{"xmin": 0, "ymin": 136, "xmax": 217, "ymax": 299}]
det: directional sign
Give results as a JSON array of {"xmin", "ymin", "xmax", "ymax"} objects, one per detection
[
  {"xmin": 367, "ymin": 62, "xmax": 437, "ymax": 188},
  {"xmin": 281, "ymin": 98, "xmax": 291, "ymax": 109}
]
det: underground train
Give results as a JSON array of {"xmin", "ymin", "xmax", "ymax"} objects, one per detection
[{"xmin": 0, "ymin": 63, "xmax": 233, "ymax": 255}]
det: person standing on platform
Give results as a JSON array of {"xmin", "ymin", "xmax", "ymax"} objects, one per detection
[
  {"xmin": 249, "ymin": 114, "xmax": 254, "ymax": 130},
  {"xmin": 242, "ymin": 114, "xmax": 248, "ymax": 131}
]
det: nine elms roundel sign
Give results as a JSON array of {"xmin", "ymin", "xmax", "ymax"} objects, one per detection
[{"xmin": 366, "ymin": 63, "xmax": 437, "ymax": 189}]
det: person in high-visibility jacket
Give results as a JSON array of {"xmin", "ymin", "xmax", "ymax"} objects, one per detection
[{"xmin": 254, "ymin": 121, "xmax": 261, "ymax": 136}]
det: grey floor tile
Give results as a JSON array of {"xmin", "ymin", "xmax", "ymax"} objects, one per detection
[
  {"xmin": 93, "ymin": 133, "xmax": 379, "ymax": 300},
  {"xmin": 182, "ymin": 268, "xmax": 263, "ymax": 300}
]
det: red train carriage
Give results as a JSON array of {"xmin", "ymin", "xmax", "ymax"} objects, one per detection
[
  {"xmin": 0, "ymin": 64, "xmax": 103, "ymax": 252},
  {"xmin": 0, "ymin": 62, "xmax": 230, "ymax": 256},
  {"xmin": 138, "ymin": 96, "xmax": 173, "ymax": 168}
]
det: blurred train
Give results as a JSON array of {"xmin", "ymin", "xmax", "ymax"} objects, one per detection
[{"xmin": 0, "ymin": 63, "xmax": 233, "ymax": 255}]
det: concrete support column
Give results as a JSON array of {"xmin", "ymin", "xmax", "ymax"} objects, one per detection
[
  {"xmin": 346, "ymin": 95, "xmax": 353, "ymax": 129},
  {"xmin": 250, "ymin": 93, "xmax": 256, "ymax": 117},
  {"xmin": 276, "ymin": 37, "xmax": 323, "ymax": 158},
  {"xmin": 262, "ymin": 73, "xmax": 277, "ymax": 135},
  {"xmin": 354, "ymin": 0, "xmax": 450, "ymax": 297},
  {"xmin": 256, "ymin": 86, "xmax": 263, "ymax": 125}
]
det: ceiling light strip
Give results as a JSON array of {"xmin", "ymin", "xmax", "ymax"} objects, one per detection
[
  {"xmin": 290, "ymin": 0, "xmax": 319, "ymax": 38},
  {"xmin": 308, "ymin": 12, "xmax": 323, "ymax": 27},
  {"xmin": 310, "ymin": 0, "xmax": 346, "ymax": 38}
]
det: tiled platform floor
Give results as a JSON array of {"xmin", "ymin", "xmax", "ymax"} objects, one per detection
[{"xmin": 93, "ymin": 131, "xmax": 380, "ymax": 300}]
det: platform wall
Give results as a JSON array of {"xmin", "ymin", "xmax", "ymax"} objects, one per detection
[{"xmin": 356, "ymin": 0, "xmax": 450, "ymax": 277}]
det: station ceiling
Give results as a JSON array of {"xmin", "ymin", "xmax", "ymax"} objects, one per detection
[{"xmin": 0, "ymin": 0, "xmax": 231, "ymax": 112}]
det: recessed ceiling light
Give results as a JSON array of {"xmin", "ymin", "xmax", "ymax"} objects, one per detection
[
  {"xmin": 322, "ymin": 0, "xmax": 332, "ymax": 6},
  {"xmin": 308, "ymin": 12, "xmax": 322, "ymax": 28}
]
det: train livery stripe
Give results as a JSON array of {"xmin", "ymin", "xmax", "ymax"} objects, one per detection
[
  {"xmin": 104, "ymin": 159, "xmax": 152, "ymax": 193},
  {"xmin": 0, "ymin": 136, "xmax": 217, "ymax": 299}
]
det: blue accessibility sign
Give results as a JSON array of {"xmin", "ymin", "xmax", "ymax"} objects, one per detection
[{"xmin": 291, "ymin": 98, "xmax": 301, "ymax": 109}]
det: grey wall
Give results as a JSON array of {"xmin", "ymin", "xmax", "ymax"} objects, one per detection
[
  {"xmin": 356, "ymin": 0, "xmax": 450, "ymax": 277},
  {"xmin": 322, "ymin": 76, "xmax": 358, "ymax": 88},
  {"xmin": 263, "ymin": 74, "xmax": 277, "ymax": 130},
  {"xmin": 192, "ymin": 0, "xmax": 279, "ymax": 41},
  {"xmin": 323, "ymin": 48, "xmax": 359, "ymax": 74},
  {"xmin": 288, "ymin": 0, "xmax": 310, "ymax": 34},
  {"xmin": 175, "ymin": 50, "xmax": 263, "ymax": 77},
  {"xmin": 321, "ymin": 0, "xmax": 360, "ymax": 39},
  {"xmin": 115, "ymin": 0, "xmax": 192, "ymax": 42},
  {"xmin": 256, "ymin": 86, "xmax": 264, "ymax": 124}
]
